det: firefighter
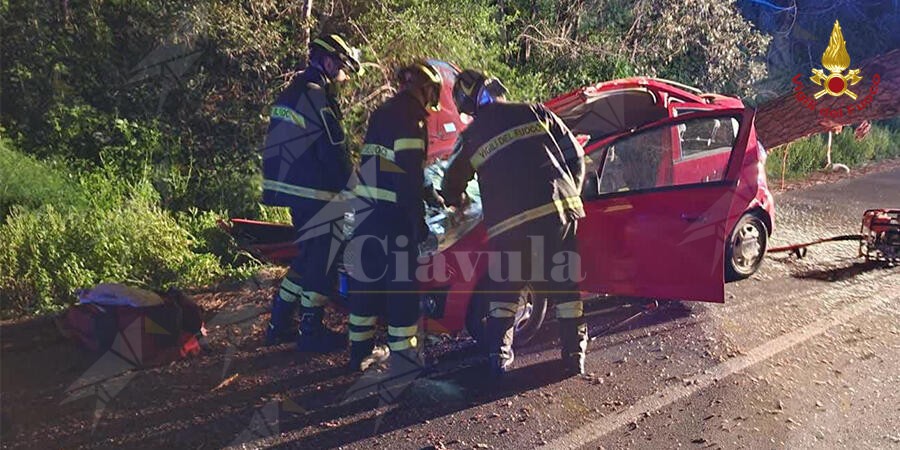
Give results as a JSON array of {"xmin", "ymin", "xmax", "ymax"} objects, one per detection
[
  {"xmin": 261, "ymin": 33, "xmax": 361, "ymax": 352},
  {"xmin": 345, "ymin": 61, "xmax": 442, "ymax": 372},
  {"xmin": 442, "ymin": 69, "xmax": 589, "ymax": 376}
]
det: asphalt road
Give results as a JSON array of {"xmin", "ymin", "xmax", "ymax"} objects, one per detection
[
  {"xmin": 251, "ymin": 166, "xmax": 900, "ymax": 449},
  {"xmin": 2, "ymin": 166, "xmax": 898, "ymax": 449}
]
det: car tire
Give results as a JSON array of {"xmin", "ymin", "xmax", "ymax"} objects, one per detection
[
  {"xmin": 465, "ymin": 285, "xmax": 548, "ymax": 350},
  {"xmin": 725, "ymin": 213, "xmax": 768, "ymax": 281}
]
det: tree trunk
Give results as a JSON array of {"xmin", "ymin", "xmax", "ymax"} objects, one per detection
[
  {"xmin": 516, "ymin": 0, "xmax": 537, "ymax": 65},
  {"xmin": 497, "ymin": 0, "xmax": 508, "ymax": 47},
  {"xmin": 555, "ymin": 0, "xmax": 572, "ymax": 38},
  {"xmin": 755, "ymin": 48, "xmax": 900, "ymax": 149},
  {"xmin": 299, "ymin": 0, "xmax": 313, "ymax": 66}
]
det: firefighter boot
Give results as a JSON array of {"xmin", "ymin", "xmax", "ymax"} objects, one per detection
[
  {"xmin": 265, "ymin": 294, "xmax": 298, "ymax": 346},
  {"xmin": 559, "ymin": 317, "xmax": 588, "ymax": 376},
  {"xmin": 296, "ymin": 306, "xmax": 347, "ymax": 353},
  {"xmin": 485, "ymin": 316, "xmax": 516, "ymax": 377}
]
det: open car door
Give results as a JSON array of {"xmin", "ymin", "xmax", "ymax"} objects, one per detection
[{"xmin": 577, "ymin": 108, "xmax": 754, "ymax": 302}]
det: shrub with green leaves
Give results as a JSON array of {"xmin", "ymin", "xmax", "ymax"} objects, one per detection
[
  {"xmin": 175, "ymin": 207, "xmax": 260, "ymax": 276},
  {"xmin": 0, "ymin": 149, "xmax": 225, "ymax": 316},
  {"xmin": 40, "ymin": 103, "xmax": 173, "ymax": 179}
]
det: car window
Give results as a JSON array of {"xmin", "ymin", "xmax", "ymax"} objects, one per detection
[
  {"xmin": 678, "ymin": 117, "xmax": 738, "ymax": 159},
  {"xmin": 584, "ymin": 115, "xmax": 739, "ymax": 198}
]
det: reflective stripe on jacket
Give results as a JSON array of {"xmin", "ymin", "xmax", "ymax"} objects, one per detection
[
  {"xmin": 261, "ymin": 67, "xmax": 352, "ymax": 211},
  {"xmin": 442, "ymin": 102, "xmax": 586, "ymax": 239},
  {"xmin": 354, "ymin": 91, "xmax": 429, "ymax": 241}
]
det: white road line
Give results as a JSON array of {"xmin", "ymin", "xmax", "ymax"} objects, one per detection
[{"xmin": 548, "ymin": 275, "xmax": 899, "ymax": 450}]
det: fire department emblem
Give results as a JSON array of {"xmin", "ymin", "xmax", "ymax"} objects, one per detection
[{"xmin": 810, "ymin": 20, "xmax": 862, "ymax": 100}]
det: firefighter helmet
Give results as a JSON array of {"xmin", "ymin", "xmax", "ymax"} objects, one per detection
[
  {"xmin": 310, "ymin": 33, "xmax": 362, "ymax": 74},
  {"xmin": 452, "ymin": 69, "xmax": 507, "ymax": 116},
  {"xmin": 397, "ymin": 61, "xmax": 443, "ymax": 111}
]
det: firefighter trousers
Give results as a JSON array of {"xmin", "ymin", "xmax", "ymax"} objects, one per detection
[
  {"xmin": 277, "ymin": 207, "xmax": 345, "ymax": 308},
  {"xmin": 346, "ymin": 213, "xmax": 420, "ymax": 352},
  {"xmin": 482, "ymin": 219, "xmax": 583, "ymax": 324}
]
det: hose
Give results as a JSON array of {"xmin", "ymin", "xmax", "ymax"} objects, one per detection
[{"xmin": 767, "ymin": 234, "xmax": 863, "ymax": 258}]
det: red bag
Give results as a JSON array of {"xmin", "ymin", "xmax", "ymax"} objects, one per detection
[{"xmin": 61, "ymin": 290, "xmax": 203, "ymax": 366}]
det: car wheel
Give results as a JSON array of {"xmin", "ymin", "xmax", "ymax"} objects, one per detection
[
  {"xmin": 465, "ymin": 285, "xmax": 548, "ymax": 350},
  {"xmin": 725, "ymin": 213, "xmax": 768, "ymax": 281}
]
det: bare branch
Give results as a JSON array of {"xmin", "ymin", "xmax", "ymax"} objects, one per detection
[
  {"xmin": 360, "ymin": 84, "xmax": 395, "ymax": 106},
  {"xmin": 518, "ymin": 24, "xmax": 619, "ymax": 58},
  {"xmin": 346, "ymin": 17, "xmax": 391, "ymax": 86}
]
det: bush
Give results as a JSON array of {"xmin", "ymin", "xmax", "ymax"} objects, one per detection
[
  {"xmin": 336, "ymin": 0, "xmax": 544, "ymax": 148},
  {"xmin": 833, "ymin": 124, "xmax": 899, "ymax": 164},
  {"xmin": 175, "ymin": 207, "xmax": 260, "ymax": 276},
  {"xmin": 40, "ymin": 103, "xmax": 174, "ymax": 179},
  {"xmin": 766, "ymin": 123, "xmax": 900, "ymax": 180},
  {"xmin": 0, "ymin": 138, "xmax": 87, "ymax": 220},
  {"xmin": 0, "ymin": 1, "xmax": 274, "ymax": 216},
  {"xmin": 165, "ymin": 159, "xmax": 262, "ymax": 219},
  {"xmin": 258, "ymin": 205, "xmax": 292, "ymax": 224},
  {"xmin": 0, "ymin": 143, "xmax": 227, "ymax": 316}
]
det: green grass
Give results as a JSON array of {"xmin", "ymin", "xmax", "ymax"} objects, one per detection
[
  {"xmin": 766, "ymin": 123, "xmax": 900, "ymax": 181},
  {"xmin": 0, "ymin": 138, "xmax": 88, "ymax": 221}
]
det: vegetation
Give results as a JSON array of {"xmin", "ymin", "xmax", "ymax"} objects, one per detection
[
  {"xmin": 0, "ymin": 139, "xmax": 255, "ymax": 317},
  {"xmin": 0, "ymin": 140, "xmax": 88, "ymax": 220},
  {"xmin": 0, "ymin": 0, "xmax": 897, "ymax": 316},
  {"xmin": 497, "ymin": 0, "xmax": 770, "ymax": 96},
  {"xmin": 766, "ymin": 121, "xmax": 900, "ymax": 181}
]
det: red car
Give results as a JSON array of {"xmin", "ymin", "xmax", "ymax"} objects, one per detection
[
  {"xmin": 227, "ymin": 76, "xmax": 776, "ymax": 346},
  {"xmin": 417, "ymin": 77, "xmax": 775, "ymax": 344}
]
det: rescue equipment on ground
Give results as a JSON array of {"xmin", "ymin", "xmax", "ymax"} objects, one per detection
[{"xmin": 767, "ymin": 208, "xmax": 899, "ymax": 263}]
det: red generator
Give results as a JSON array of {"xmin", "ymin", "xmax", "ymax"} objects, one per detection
[{"xmin": 860, "ymin": 209, "xmax": 900, "ymax": 263}]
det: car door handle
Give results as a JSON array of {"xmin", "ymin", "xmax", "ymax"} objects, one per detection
[{"xmin": 681, "ymin": 213, "xmax": 707, "ymax": 223}]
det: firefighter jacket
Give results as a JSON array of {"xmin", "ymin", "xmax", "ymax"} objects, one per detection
[
  {"xmin": 442, "ymin": 101, "xmax": 586, "ymax": 240},
  {"xmin": 353, "ymin": 90, "xmax": 430, "ymax": 242},
  {"xmin": 261, "ymin": 67, "xmax": 353, "ymax": 213}
]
